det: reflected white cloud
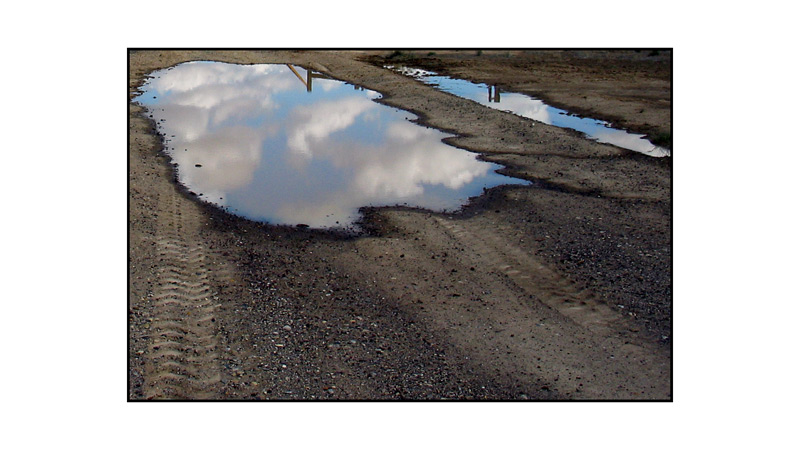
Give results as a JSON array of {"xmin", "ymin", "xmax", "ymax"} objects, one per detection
[
  {"xmin": 592, "ymin": 130, "xmax": 670, "ymax": 157},
  {"xmin": 315, "ymin": 78, "xmax": 342, "ymax": 92},
  {"xmin": 350, "ymin": 121, "xmax": 489, "ymax": 196},
  {"xmin": 286, "ymin": 96, "xmax": 377, "ymax": 161},
  {"xmin": 149, "ymin": 62, "xmax": 279, "ymax": 94},
  {"xmin": 488, "ymin": 95, "xmax": 552, "ymax": 124},
  {"xmin": 135, "ymin": 62, "xmax": 526, "ymax": 228},
  {"xmin": 177, "ymin": 126, "xmax": 264, "ymax": 191}
]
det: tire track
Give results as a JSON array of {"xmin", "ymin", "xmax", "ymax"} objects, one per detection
[
  {"xmin": 354, "ymin": 211, "xmax": 670, "ymax": 398},
  {"xmin": 143, "ymin": 192, "xmax": 222, "ymax": 400},
  {"xmin": 435, "ymin": 216, "xmax": 624, "ymax": 337},
  {"xmin": 428, "ymin": 215, "xmax": 669, "ymax": 395}
]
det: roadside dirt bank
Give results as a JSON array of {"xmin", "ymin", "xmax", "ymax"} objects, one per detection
[{"xmin": 129, "ymin": 50, "xmax": 671, "ymax": 400}]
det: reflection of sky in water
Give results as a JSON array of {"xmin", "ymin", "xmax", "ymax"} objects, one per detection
[
  {"xmin": 134, "ymin": 61, "xmax": 527, "ymax": 229},
  {"xmin": 389, "ymin": 66, "xmax": 670, "ymax": 157}
]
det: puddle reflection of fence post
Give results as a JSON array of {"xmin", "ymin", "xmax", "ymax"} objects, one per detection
[
  {"xmin": 488, "ymin": 85, "xmax": 501, "ymax": 103},
  {"xmin": 286, "ymin": 65, "xmax": 332, "ymax": 92}
]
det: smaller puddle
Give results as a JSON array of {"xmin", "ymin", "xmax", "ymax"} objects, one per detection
[{"xmin": 388, "ymin": 66, "xmax": 670, "ymax": 157}]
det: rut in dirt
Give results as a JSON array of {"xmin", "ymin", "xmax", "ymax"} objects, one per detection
[
  {"xmin": 143, "ymin": 191, "xmax": 222, "ymax": 400},
  {"xmin": 424, "ymin": 215, "xmax": 671, "ymax": 398}
]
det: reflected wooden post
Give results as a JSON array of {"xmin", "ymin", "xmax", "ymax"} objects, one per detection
[
  {"xmin": 309, "ymin": 72, "xmax": 332, "ymax": 92},
  {"xmin": 488, "ymin": 85, "xmax": 501, "ymax": 102},
  {"xmin": 286, "ymin": 64, "xmax": 333, "ymax": 93},
  {"xmin": 286, "ymin": 64, "xmax": 308, "ymax": 91}
]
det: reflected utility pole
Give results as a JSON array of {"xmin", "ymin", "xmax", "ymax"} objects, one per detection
[
  {"xmin": 286, "ymin": 65, "xmax": 331, "ymax": 92},
  {"xmin": 488, "ymin": 85, "xmax": 501, "ymax": 102}
]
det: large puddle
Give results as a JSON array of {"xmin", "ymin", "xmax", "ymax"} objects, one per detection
[
  {"xmin": 389, "ymin": 66, "xmax": 670, "ymax": 157},
  {"xmin": 134, "ymin": 62, "xmax": 528, "ymax": 230}
]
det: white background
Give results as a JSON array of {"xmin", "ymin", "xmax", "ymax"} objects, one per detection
[{"xmin": 2, "ymin": 1, "xmax": 797, "ymax": 448}]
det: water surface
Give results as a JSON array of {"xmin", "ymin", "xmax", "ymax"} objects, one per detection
[
  {"xmin": 389, "ymin": 66, "xmax": 670, "ymax": 157},
  {"xmin": 135, "ymin": 62, "xmax": 527, "ymax": 229}
]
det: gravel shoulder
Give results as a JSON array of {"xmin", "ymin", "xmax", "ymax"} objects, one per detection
[{"xmin": 129, "ymin": 49, "xmax": 672, "ymax": 400}]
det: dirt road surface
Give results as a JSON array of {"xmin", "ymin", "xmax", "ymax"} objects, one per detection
[{"xmin": 129, "ymin": 49, "xmax": 671, "ymax": 400}]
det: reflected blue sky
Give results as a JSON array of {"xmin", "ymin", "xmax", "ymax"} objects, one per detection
[
  {"xmin": 389, "ymin": 66, "xmax": 670, "ymax": 157},
  {"xmin": 134, "ymin": 62, "xmax": 527, "ymax": 229}
]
